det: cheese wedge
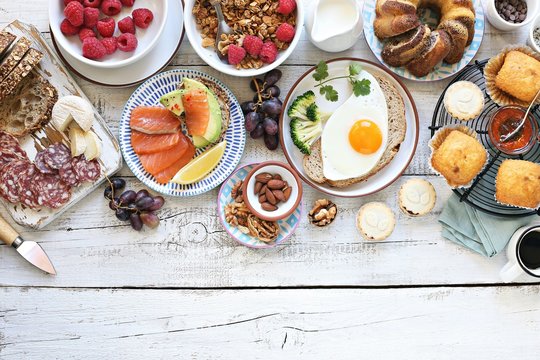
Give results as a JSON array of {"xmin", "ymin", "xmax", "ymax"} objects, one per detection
[
  {"xmin": 51, "ymin": 95, "xmax": 94, "ymax": 132},
  {"xmin": 84, "ymin": 131, "xmax": 102, "ymax": 160},
  {"xmin": 68, "ymin": 124, "xmax": 87, "ymax": 156}
]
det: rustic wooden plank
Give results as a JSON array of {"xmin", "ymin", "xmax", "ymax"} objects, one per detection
[{"xmin": 1, "ymin": 286, "xmax": 540, "ymax": 359}]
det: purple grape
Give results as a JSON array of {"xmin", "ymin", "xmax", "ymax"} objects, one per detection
[
  {"xmin": 264, "ymin": 85, "xmax": 280, "ymax": 98},
  {"xmin": 241, "ymin": 101, "xmax": 257, "ymax": 114},
  {"xmin": 130, "ymin": 213, "xmax": 143, "ymax": 231},
  {"xmin": 111, "ymin": 178, "xmax": 126, "ymax": 191},
  {"xmin": 250, "ymin": 78, "xmax": 264, "ymax": 92},
  {"xmin": 127, "ymin": 203, "xmax": 138, "ymax": 213},
  {"xmin": 119, "ymin": 190, "xmax": 137, "ymax": 205},
  {"xmin": 250, "ymin": 123, "xmax": 265, "ymax": 139},
  {"xmin": 264, "ymin": 69, "xmax": 282, "ymax": 86},
  {"xmin": 261, "ymin": 99, "xmax": 282, "ymax": 117},
  {"xmin": 115, "ymin": 208, "xmax": 130, "ymax": 221},
  {"xmin": 135, "ymin": 189, "xmax": 150, "ymax": 202},
  {"xmin": 263, "ymin": 117, "xmax": 278, "ymax": 136},
  {"xmin": 245, "ymin": 112, "xmax": 261, "ymax": 132},
  {"xmin": 264, "ymin": 133, "xmax": 279, "ymax": 150},
  {"xmin": 104, "ymin": 186, "xmax": 113, "ymax": 200},
  {"xmin": 140, "ymin": 212, "xmax": 160, "ymax": 229},
  {"xmin": 135, "ymin": 196, "xmax": 154, "ymax": 210},
  {"xmin": 148, "ymin": 196, "xmax": 165, "ymax": 211},
  {"xmin": 109, "ymin": 197, "xmax": 119, "ymax": 210}
]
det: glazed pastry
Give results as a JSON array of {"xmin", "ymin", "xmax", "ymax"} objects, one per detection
[
  {"xmin": 381, "ymin": 25, "xmax": 431, "ymax": 67},
  {"xmin": 495, "ymin": 160, "xmax": 540, "ymax": 209},
  {"xmin": 356, "ymin": 202, "xmax": 396, "ymax": 241},
  {"xmin": 407, "ymin": 29, "xmax": 452, "ymax": 77},
  {"xmin": 398, "ymin": 179, "xmax": 436, "ymax": 216},
  {"xmin": 443, "ymin": 81, "xmax": 484, "ymax": 121}
]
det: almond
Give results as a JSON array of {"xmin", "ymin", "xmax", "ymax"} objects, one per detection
[
  {"xmin": 267, "ymin": 179, "xmax": 285, "ymax": 190},
  {"xmin": 254, "ymin": 181, "xmax": 262, "ymax": 195},
  {"xmin": 261, "ymin": 202, "xmax": 278, "ymax": 211},
  {"xmin": 255, "ymin": 173, "xmax": 273, "ymax": 183},
  {"xmin": 266, "ymin": 188, "xmax": 277, "ymax": 205},
  {"xmin": 273, "ymin": 189, "xmax": 285, "ymax": 202},
  {"xmin": 273, "ymin": 174, "xmax": 282, "ymax": 180},
  {"xmin": 283, "ymin": 187, "xmax": 292, "ymax": 201},
  {"xmin": 258, "ymin": 194, "xmax": 266, "ymax": 203},
  {"xmin": 259, "ymin": 184, "xmax": 267, "ymax": 196}
]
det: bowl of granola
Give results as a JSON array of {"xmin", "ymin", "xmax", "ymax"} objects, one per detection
[{"xmin": 185, "ymin": 0, "xmax": 303, "ymax": 77}]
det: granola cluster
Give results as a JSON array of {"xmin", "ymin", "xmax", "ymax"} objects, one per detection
[{"xmin": 192, "ymin": 0, "xmax": 296, "ymax": 69}]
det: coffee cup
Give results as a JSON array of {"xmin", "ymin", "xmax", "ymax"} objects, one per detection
[{"xmin": 500, "ymin": 224, "xmax": 540, "ymax": 282}]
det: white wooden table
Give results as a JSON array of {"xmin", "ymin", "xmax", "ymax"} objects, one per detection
[{"xmin": 1, "ymin": 1, "xmax": 540, "ymax": 358}]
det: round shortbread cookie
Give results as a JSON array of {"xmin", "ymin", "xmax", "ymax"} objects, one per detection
[
  {"xmin": 356, "ymin": 202, "xmax": 395, "ymax": 241},
  {"xmin": 398, "ymin": 179, "xmax": 436, "ymax": 217},
  {"xmin": 443, "ymin": 81, "xmax": 484, "ymax": 121}
]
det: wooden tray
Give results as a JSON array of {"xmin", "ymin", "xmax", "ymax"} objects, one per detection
[{"xmin": 0, "ymin": 21, "xmax": 122, "ymax": 229}]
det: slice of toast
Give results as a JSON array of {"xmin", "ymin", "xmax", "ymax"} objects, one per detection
[
  {"xmin": 303, "ymin": 75, "xmax": 407, "ymax": 188},
  {"xmin": 0, "ymin": 48, "xmax": 43, "ymax": 101},
  {"xmin": 0, "ymin": 36, "xmax": 31, "ymax": 83},
  {"xmin": 0, "ymin": 71, "xmax": 58, "ymax": 137},
  {"xmin": 0, "ymin": 32, "xmax": 16, "ymax": 60}
]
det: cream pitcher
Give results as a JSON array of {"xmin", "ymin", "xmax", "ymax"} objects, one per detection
[{"xmin": 305, "ymin": 0, "xmax": 363, "ymax": 52}]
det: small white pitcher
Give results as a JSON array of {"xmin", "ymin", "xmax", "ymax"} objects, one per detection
[{"xmin": 305, "ymin": 0, "xmax": 362, "ymax": 53}]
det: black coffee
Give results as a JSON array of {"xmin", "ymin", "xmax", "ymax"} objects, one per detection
[{"xmin": 519, "ymin": 231, "xmax": 540, "ymax": 270}]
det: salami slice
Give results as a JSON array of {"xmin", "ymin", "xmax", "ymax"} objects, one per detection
[
  {"xmin": 0, "ymin": 149, "xmax": 26, "ymax": 169},
  {"xmin": 34, "ymin": 150, "xmax": 57, "ymax": 175},
  {"xmin": 33, "ymin": 173, "xmax": 71, "ymax": 209},
  {"xmin": 59, "ymin": 162, "xmax": 80, "ymax": 187},
  {"xmin": 0, "ymin": 159, "xmax": 29, "ymax": 204},
  {"xmin": 0, "ymin": 131, "xmax": 21, "ymax": 150},
  {"xmin": 17, "ymin": 163, "xmax": 40, "ymax": 210},
  {"xmin": 72, "ymin": 156, "xmax": 101, "ymax": 182},
  {"xmin": 0, "ymin": 131, "xmax": 28, "ymax": 169},
  {"xmin": 43, "ymin": 143, "xmax": 71, "ymax": 170}
]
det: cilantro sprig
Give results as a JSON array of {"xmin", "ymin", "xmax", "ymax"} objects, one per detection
[{"xmin": 312, "ymin": 61, "xmax": 371, "ymax": 102}]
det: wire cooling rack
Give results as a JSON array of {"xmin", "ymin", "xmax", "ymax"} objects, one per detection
[{"xmin": 430, "ymin": 60, "xmax": 540, "ymax": 217}]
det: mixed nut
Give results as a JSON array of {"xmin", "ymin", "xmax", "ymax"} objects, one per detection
[
  {"xmin": 254, "ymin": 172, "xmax": 292, "ymax": 211},
  {"xmin": 308, "ymin": 199, "xmax": 337, "ymax": 227}
]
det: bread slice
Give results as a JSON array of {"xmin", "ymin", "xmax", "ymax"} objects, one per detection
[
  {"xmin": 0, "ymin": 71, "xmax": 58, "ymax": 137},
  {"xmin": 0, "ymin": 32, "xmax": 16, "ymax": 59},
  {"xmin": 0, "ymin": 48, "xmax": 43, "ymax": 101},
  {"xmin": 0, "ymin": 37, "xmax": 31, "ymax": 83},
  {"xmin": 303, "ymin": 75, "xmax": 407, "ymax": 188}
]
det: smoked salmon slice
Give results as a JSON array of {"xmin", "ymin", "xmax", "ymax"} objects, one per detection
[
  {"xmin": 131, "ymin": 130, "xmax": 182, "ymax": 155},
  {"xmin": 138, "ymin": 134, "xmax": 190, "ymax": 175},
  {"xmin": 153, "ymin": 141, "xmax": 196, "ymax": 184},
  {"xmin": 130, "ymin": 106, "xmax": 181, "ymax": 135},
  {"xmin": 182, "ymin": 89, "xmax": 210, "ymax": 136}
]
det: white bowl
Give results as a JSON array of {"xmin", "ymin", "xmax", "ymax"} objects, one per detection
[
  {"xmin": 528, "ymin": 12, "xmax": 540, "ymax": 53},
  {"xmin": 49, "ymin": 0, "xmax": 168, "ymax": 69},
  {"xmin": 485, "ymin": 0, "xmax": 539, "ymax": 31},
  {"xmin": 183, "ymin": 0, "xmax": 304, "ymax": 77}
]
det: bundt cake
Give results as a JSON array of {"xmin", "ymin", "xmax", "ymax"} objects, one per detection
[
  {"xmin": 407, "ymin": 29, "xmax": 452, "ymax": 77},
  {"xmin": 375, "ymin": 0, "xmax": 476, "ymax": 75}
]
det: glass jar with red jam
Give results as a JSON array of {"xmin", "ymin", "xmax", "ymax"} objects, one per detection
[{"xmin": 488, "ymin": 106, "xmax": 537, "ymax": 155}]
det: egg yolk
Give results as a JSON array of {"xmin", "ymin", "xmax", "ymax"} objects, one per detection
[{"xmin": 348, "ymin": 120, "xmax": 382, "ymax": 155}]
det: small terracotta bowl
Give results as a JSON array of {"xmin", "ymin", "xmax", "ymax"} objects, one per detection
[{"xmin": 242, "ymin": 161, "xmax": 303, "ymax": 222}]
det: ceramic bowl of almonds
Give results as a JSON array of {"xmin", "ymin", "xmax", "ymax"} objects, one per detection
[{"xmin": 242, "ymin": 161, "xmax": 303, "ymax": 221}]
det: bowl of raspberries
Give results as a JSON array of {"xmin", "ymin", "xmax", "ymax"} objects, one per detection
[
  {"xmin": 184, "ymin": 0, "xmax": 303, "ymax": 77},
  {"xmin": 49, "ymin": 0, "xmax": 168, "ymax": 68}
]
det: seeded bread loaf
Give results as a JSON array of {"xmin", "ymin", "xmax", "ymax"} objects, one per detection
[
  {"xmin": 303, "ymin": 75, "xmax": 407, "ymax": 188},
  {"xmin": 0, "ymin": 36, "xmax": 31, "ymax": 83},
  {"xmin": 0, "ymin": 71, "xmax": 58, "ymax": 137},
  {"xmin": 0, "ymin": 48, "xmax": 43, "ymax": 101},
  {"xmin": 0, "ymin": 32, "xmax": 16, "ymax": 59}
]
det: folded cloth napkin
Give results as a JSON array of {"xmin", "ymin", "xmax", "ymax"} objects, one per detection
[{"xmin": 439, "ymin": 194, "xmax": 535, "ymax": 257}]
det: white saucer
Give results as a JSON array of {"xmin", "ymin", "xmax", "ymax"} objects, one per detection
[{"xmin": 51, "ymin": 0, "xmax": 184, "ymax": 87}]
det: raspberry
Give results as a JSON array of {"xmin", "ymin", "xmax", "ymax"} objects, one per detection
[
  {"xmin": 101, "ymin": 0, "xmax": 122, "ymax": 16},
  {"xmin": 101, "ymin": 37, "xmax": 118, "ymax": 55},
  {"xmin": 276, "ymin": 23, "xmax": 295, "ymax": 43},
  {"xmin": 118, "ymin": 16, "xmax": 135, "ymax": 34},
  {"xmin": 242, "ymin": 35, "xmax": 263, "ymax": 57},
  {"xmin": 120, "ymin": 0, "xmax": 135, "ymax": 6},
  {"xmin": 64, "ymin": 0, "xmax": 83, "ymax": 5},
  {"xmin": 277, "ymin": 0, "xmax": 296, "ymax": 15},
  {"xmin": 227, "ymin": 44, "xmax": 246, "ymax": 65},
  {"xmin": 117, "ymin": 33, "xmax": 138, "ymax": 52},
  {"xmin": 64, "ymin": 1, "xmax": 84, "ymax": 27},
  {"xmin": 259, "ymin": 41, "xmax": 278, "ymax": 64},
  {"xmin": 82, "ymin": 37, "xmax": 106, "ymax": 59},
  {"xmin": 132, "ymin": 8, "xmax": 154, "ymax": 29},
  {"xmin": 83, "ymin": 0, "xmax": 101, "ymax": 8},
  {"xmin": 97, "ymin": 17, "xmax": 116, "ymax": 38},
  {"xmin": 83, "ymin": 7, "xmax": 99, "ymax": 28},
  {"xmin": 60, "ymin": 18, "xmax": 80, "ymax": 36},
  {"xmin": 78, "ymin": 27, "xmax": 96, "ymax": 42}
]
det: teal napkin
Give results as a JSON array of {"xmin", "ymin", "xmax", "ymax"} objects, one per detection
[{"xmin": 439, "ymin": 194, "xmax": 535, "ymax": 257}]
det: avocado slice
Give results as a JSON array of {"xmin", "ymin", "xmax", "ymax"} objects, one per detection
[
  {"xmin": 159, "ymin": 90, "xmax": 185, "ymax": 116},
  {"xmin": 182, "ymin": 78, "xmax": 222, "ymax": 148}
]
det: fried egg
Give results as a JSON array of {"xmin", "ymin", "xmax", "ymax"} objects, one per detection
[{"xmin": 321, "ymin": 70, "xmax": 388, "ymax": 181}]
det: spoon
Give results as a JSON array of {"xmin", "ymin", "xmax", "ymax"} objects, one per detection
[
  {"xmin": 209, "ymin": 0, "xmax": 233, "ymax": 63},
  {"xmin": 500, "ymin": 88, "xmax": 540, "ymax": 142}
]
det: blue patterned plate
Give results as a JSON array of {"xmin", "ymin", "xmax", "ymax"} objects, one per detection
[
  {"xmin": 362, "ymin": 0, "xmax": 484, "ymax": 81},
  {"xmin": 218, "ymin": 164, "xmax": 302, "ymax": 248},
  {"xmin": 119, "ymin": 69, "xmax": 246, "ymax": 196}
]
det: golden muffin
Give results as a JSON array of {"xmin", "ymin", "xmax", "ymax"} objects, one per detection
[
  {"xmin": 495, "ymin": 51, "xmax": 540, "ymax": 103},
  {"xmin": 495, "ymin": 160, "xmax": 540, "ymax": 209},
  {"xmin": 430, "ymin": 129, "xmax": 487, "ymax": 188}
]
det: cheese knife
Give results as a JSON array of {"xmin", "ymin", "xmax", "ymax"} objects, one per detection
[{"xmin": 0, "ymin": 215, "xmax": 56, "ymax": 275}]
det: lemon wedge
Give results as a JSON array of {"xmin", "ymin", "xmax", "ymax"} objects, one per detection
[{"xmin": 171, "ymin": 141, "xmax": 227, "ymax": 185}]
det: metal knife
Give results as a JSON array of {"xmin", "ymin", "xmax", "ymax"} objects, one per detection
[{"xmin": 0, "ymin": 215, "xmax": 56, "ymax": 275}]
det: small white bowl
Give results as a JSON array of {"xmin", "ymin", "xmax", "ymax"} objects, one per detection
[
  {"xmin": 485, "ymin": 0, "xmax": 539, "ymax": 31},
  {"xmin": 49, "ymin": 0, "xmax": 168, "ymax": 69},
  {"xmin": 528, "ymin": 12, "xmax": 540, "ymax": 53},
  {"xmin": 183, "ymin": 0, "xmax": 304, "ymax": 77}
]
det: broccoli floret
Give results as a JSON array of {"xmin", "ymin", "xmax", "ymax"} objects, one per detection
[
  {"xmin": 287, "ymin": 90, "xmax": 316, "ymax": 121},
  {"xmin": 305, "ymin": 103, "xmax": 331, "ymax": 123},
  {"xmin": 290, "ymin": 117, "xmax": 323, "ymax": 155}
]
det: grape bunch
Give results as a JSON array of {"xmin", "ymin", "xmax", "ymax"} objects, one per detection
[
  {"xmin": 241, "ymin": 69, "xmax": 283, "ymax": 150},
  {"xmin": 104, "ymin": 178, "xmax": 165, "ymax": 231}
]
